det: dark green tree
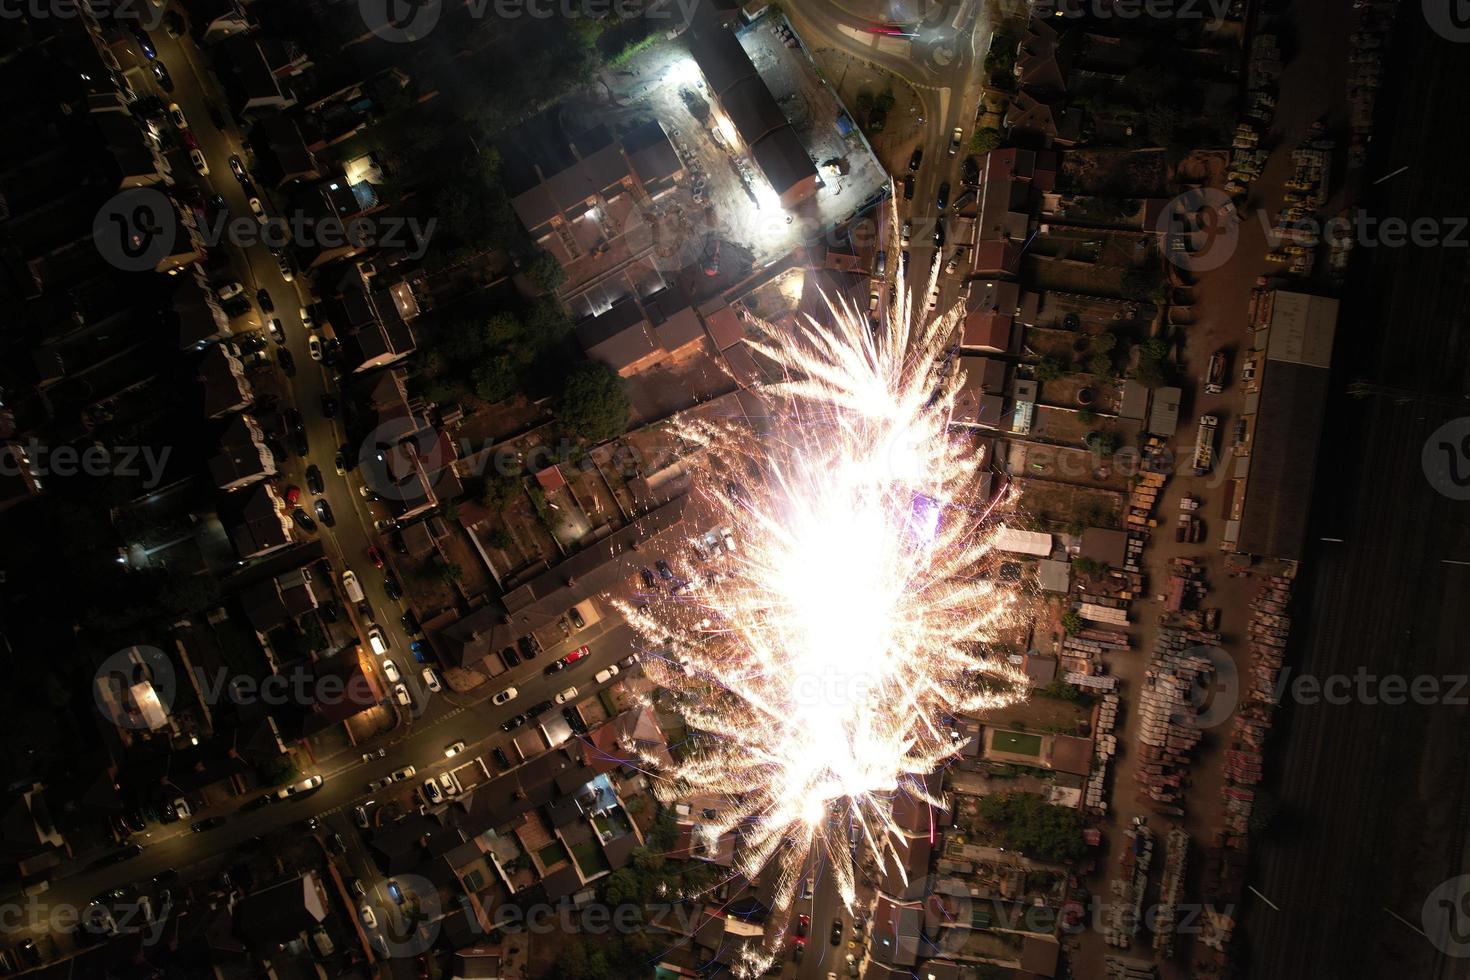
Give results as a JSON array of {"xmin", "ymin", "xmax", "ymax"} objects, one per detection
[{"xmin": 556, "ymin": 361, "xmax": 631, "ymax": 444}]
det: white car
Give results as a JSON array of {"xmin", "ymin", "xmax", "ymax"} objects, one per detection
[
  {"xmin": 248, "ymin": 197, "xmax": 266, "ymax": 222},
  {"xmin": 299, "ymin": 307, "xmax": 315, "ymax": 331},
  {"xmin": 307, "ymin": 334, "xmax": 323, "ymax": 361},
  {"xmin": 722, "ymin": 531, "xmax": 736, "ymax": 553},
  {"xmin": 554, "ymin": 686, "xmax": 578, "ymax": 705},
  {"xmin": 422, "ymin": 668, "xmax": 441, "ymax": 692},
  {"xmin": 391, "ymin": 766, "xmax": 416, "ymax": 781},
  {"xmin": 393, "ymin": 683, "xmax": 411, "ymax": 706},
  {"xmin": 275, "ymin": 774, "xmax": 324, "ymax": 799},
  {"xmin": 421, "ymin": 779, "xmax": 443, "ymax": 804},
  {"xmin": 438, "ymin": 772, "xmax": 460, "ymax": 797},
  {"xmin": 216, "ymin": 281, "xmax": 244, "ymax": 301},
  {"xmin": 366, "ymin": 626, "xmax": 388, "ymax": 656},
  {"xmin": 268, "ymin": 318, "xmax": 285, "ymax": 345},
  {"xmin": 594, "ymin": 665, "xmax": 619, "ymax": 684},
  {"xmin": 276, "ymin": 254, "xmax": 294, "ymax": 282},
  {"xmin": 381, "ymin": 660, "xmax": 401, "ymax": 683},
  {"xmin": 168, "ymin": 102, "xmax": 187, "ymax": 128},
  {"xmin": 492, "ymin": 687, "xmax": 518, "ymax": 706},
  {"xmin": 189, "ymin": 149, "xmax": 209, "ymax": 175},
  {"xmin": 359, "ymin": 904, "xmax": 377, "ymax": 929},
  {"xmin": 950, "ymin": 126, "xmax": 963, "ymax": 154},
  {"xmin": 444, "ymin": 740, "xmax": 466, "ymax": 757}
]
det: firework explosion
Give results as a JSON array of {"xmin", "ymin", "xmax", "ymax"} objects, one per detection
[{"xmin": 623, "ymin": 229, "xmax": 1029, "ymax": 971}]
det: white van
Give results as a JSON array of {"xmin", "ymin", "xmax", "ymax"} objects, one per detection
[
  {"xmin": 366, "ymin": 626, "xmax": 388, "ymax": 656},
  {"xmin": 342, "ymin": 570, "xmax": 365, "ymax": 604}
]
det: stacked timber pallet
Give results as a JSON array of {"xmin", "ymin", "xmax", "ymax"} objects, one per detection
[
  {"xmin": 1080, "ymin": 601, "xmax": 1130, "ymax": 626},
  {"xmin": 1153, "ymin": 828, "xmax": 1191, "ymax": 959},
  {"xmin": 1086, "ymin": 693, "xmax": 1121, "ymax": 812},
  {"xmin": 1221, "ymin": 572, "xmax": 1297, "ymax": 837},
  {"xmin": 1104, "ymin": 822, "xmax": 1154, "ymax": 947},
  {"xmin": 1135, "ymin": 628, "xmax": 1221, "ymax": 811}
]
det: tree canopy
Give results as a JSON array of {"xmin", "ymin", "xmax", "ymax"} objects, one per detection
[
  {"xmin": 556, "ymin": 360, "xmax": 632, "ymax": 444},
  {"xmin": 977, "ymin": 791, "xmax": 1086, "ymax": 862}
]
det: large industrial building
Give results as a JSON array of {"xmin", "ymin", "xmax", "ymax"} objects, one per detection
[
  {"xmin": 1224, "ymin": 288, "xmax": 1340, "ymax": 560},
  {"xmin": 688, "ymin": 23, "xmax": 818, "ymax": 209}
]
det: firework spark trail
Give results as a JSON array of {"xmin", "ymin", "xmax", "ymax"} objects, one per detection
[{"xmin": 623, "ymin": 207, "xmax": 1028, "ymax": 972}]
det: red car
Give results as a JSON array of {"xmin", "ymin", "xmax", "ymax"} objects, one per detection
[
  {"xmin": 283, "ymin": 485, "xmax": 301, "ymax": 506},
  {"xmin": 796, "ymin": 914, "xmax": 810, "ymax": 937},
  {"xmin": 563, "ymin": 646, "xmax": 590, "ymax": 665},
  {"xmin": 367, "ymin": 545, "xmax": 384, "ymax": 569}
]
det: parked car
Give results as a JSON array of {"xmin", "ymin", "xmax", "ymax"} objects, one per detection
[
  {"xmin": 391, "ymin": 766, "xmax": 416, "ymax": 782},
  {"xmin": 189, "ymin": 148, "xmax": 208, "ymax": 175},
  {"xmin": 383, "ymin": 571, "xmax": 401, "ymax": 600},
  {"xmin": 367, "ymin": 626, "xmax": 389, "ymax": 656},
  {"xmin": 267, "ymin": 317, "xmax": 284, "ymax": 344},
  {"xmin": 554, "ymin": 686, "xmax": 578, "ymax": 705},
  {"xmin": 167, "ymin": 103, "xmax": 187, "ymax": 128},
  {"xmin": 500, "ymin": 713, "xmax": 528, "ymax": 732},
  {"xmin": 292, "ymin": 508, "xmax": 317, "ymax": 533},
  {"xmin": 568, "ymin": 606, "xmax": 586, "ymax": 629},
  {"xmin": 438, "ymin": 773, "xmax": 460, "ymax": 797},
  {"xmin": 300, "ymin": 307, "xmax": 315, "ymax": 331},
  {"xmin": 640, "ymin": 567, "xmax": 657, "ymax": 588},
  {"xmin": 320, "ymin": 393, "xmax": 337, "ymax": 418},
  {"xmin": 830, "ymin": 919, "xmax": 843, "ymax": 945},
  {"xmin": 903, "ymin": 173, "xmax": 915, "ymax": 200},
  {"xmin": 382, "ymin": 660, "xmax": 401, "ymax": 683},
  {"xmin": 594, "ymin": 665, "xmax": 620, "ymax": 684},
  {"xmin": 314, "ymin": 498, "xmax": 334, "ymax": 527},
  {"xmin": 305, "ymin": 464, "xmax": 324, "ymax": 494},
  {"xmin": 275, "ymin": 774, "xmax": 324, "ymax": 800},
  {"xmin": 216, "ymin": 281, "xmax": 244, "ymax": 302},
  {"xmin": 333, "ymin": 451, "xmax": 346, "ymax": 475},
  {"xmin": 444, "ymin": 740, "xmax": 466, "ymax": 757},
  {"xmin": 359, "ymin": 904, "xmax": 377, "ymax": 929},
  {"xmin": 361, "ymin": 747, "xmax": 386, "ymax": 762},
  {"xmin": 516, "ymin": 635, "xmax": 538, "ymax": 659},
  {"xmin": 276, "ymin": 253, "xmax": 294, "ymax": 282},
  {"xmin": 354, "ymin": 805, "xmax": 372, "ymax": 829},
  {"xmin": 492, "ymin": 747, "xmax": 511, "ymax": 770},
  {"xmin": 492, "ymin": 687, "xmax": 518, "ymax": 706},
  {"xmin": 950, "ymin": 126, "xmax": 963, "ymax": 154},
  {"xmin": 248, "ymin": 197, "xmax": 266, "ymax": 223},
  {"xmin": 421, "ymin": 779, "xmax": 442, "ymax": 804},
  {"xmin": 278, "ymin": 347, "xmax": 295, "ymax": 376},
  {"xmin": 308, "ymin": 334, "xmax": 323, "ymax": 361},
  {"xmin": 366, "ymin": 546, "xmax": 384, "ymax": 569},
  {"xmin": 393, "ymin": 683, "xmax": 411, "ymax": 706},
  {"xmin": 656, "ymin": 559, "xmax": 674, "ymax": 580},
  {"xmin": 900, "ymin": 220, "xmax": 912, "ymax": 246},
  {"xmin": 228, "ymin": 155, "xmax": 246, "ymax": 181},
  {"xmin": 151, "ymin": 60, "xmax": 172, "ymax": 91},
  {"xmin": 163, "ymin": 11, "xmax": 185, "ymax": 36},
  {"xmin": 422, "ymin": 667, "xmax": 441, "ymax": 691},
  {"xmin": 501, "ymin": 645, "xmax": 520, "ymax": 667},
  {"xmin": 190, "ymin": 816, "xmax": 226, "ymax": 832}
]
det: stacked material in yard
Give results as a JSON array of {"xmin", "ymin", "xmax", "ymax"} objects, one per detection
[
  {"xmin": 1080, "ymin": 601, "xmax": 1130, "ymax": 626},
  {"xmin": 1136, "ymin": 628, "xmax": 1221, "ymax": 810},
  {"xmin": 1105, "ymin": 821, "xmax": 1154, "ymax": 947},
  {"xmin": 1153, "ymin": 828, "xmax": 1191, "ymax": 959},
  {"xmin": 1086, "ymin": 693, "xmax": 1121, "ymax": 811},
  {"xmin": 1222, "ymin": 572, "xmax": 1297, "ymax": 836}
]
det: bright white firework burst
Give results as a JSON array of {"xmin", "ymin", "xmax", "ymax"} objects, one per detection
[{"xmin": 622, "ymin": 220, "xmax": 1029, "ymax": 973}]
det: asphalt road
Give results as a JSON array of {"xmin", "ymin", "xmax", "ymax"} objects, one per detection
[{"xmin": 1241, "ymin": 11, "xmax": 1470, "ymax": 980}]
